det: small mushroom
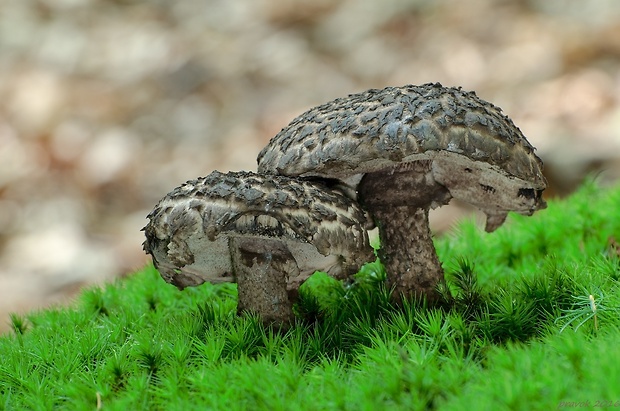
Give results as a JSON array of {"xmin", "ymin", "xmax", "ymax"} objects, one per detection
[
  {"xmin": 143, "ymin": 170, "xmax": 374, "ymax": 325},
  {"xmin": 257, "ymin": 83, "xmax": 547, "ymax": 303}
]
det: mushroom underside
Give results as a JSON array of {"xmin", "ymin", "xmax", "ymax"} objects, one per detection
[
  {"xmin": 429, "ymin": 151, "xmax": 547, "ymax": 227},
  {"xmin": 149, "ymin": 231, "xmax": 344, "ymax": 290},
  {"xmin": 319, "ymin": 150, "xmax": 545, "ymax": 227}
]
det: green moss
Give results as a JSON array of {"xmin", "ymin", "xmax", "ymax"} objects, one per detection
[{"xmin": 1, "ymin": 180, "xmax": 620, "ymax": 410}]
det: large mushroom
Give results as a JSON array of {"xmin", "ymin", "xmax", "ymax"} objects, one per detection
[
  {"xmin": 143, "ymin": 170, "xmax": 374, "ymax": 325},
  {"xmin": 257, "ymin": 83, "xmax": 547, "ymax": 303}
]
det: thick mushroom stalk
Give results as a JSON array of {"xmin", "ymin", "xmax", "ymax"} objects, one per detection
[
  {"xmin": 230, "ymin": 237, "xmax": 298, "ymax": 323},
  {"xmin": 357, "ymin": 160, "xmax": 452, "ymax": 302},
  {"xmin": 143, "ymin": 171, "xmax": 374, "ymax": 326},
  {"xmin": 257, "ymin": 83, "xmax": 547, "ymax": 304},
  {"xmin": 370, "ymin": 207, "xmax": 439, "ymax": 300}
]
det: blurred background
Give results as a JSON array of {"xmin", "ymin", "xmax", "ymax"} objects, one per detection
[{"xmin": 1, "ymin": 0, "xmax": 620, "ymax": 332}]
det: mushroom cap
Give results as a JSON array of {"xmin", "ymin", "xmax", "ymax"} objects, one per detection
[
  {"xmin": 143, "ymin": 170, "xmax": 373, "ymax": 289},
  {"xmin": 257, "ymin": 83, "xmax": 547, "ymax": 222}
]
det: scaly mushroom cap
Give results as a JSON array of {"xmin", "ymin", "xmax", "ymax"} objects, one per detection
[
  {"xmin": 257, "ymin": 83, "xmax": 547, "ymax": 230},
  {"xmin": 143, "ymin": 170, "xmax": 373, "ymax": 289}
]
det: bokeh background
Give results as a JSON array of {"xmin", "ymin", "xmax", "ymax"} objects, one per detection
[{"xmin": 1, "ymin": 0, "xmax": 620, "ymax": 332}]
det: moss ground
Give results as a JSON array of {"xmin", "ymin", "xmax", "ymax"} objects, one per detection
[{"xmin": 1, "ymin": 180, "xmax": 620, "ymax": 410}]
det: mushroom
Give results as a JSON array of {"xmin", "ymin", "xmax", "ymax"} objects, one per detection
[
  {"xmin": 257, "ymin": 83, "xmax": 547, "ymax": 303},
  {"xmin": 143, "ymin": 170, "xmax": 374, "ymax": 325}
]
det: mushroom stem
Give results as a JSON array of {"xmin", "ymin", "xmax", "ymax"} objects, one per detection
[
  {"xmin": 230, "ymin": 237, "xmax": 297, "ymax": 326},
  {"xmin": 372, "ymin": 206, "xmax": 444, "ymax": 303},
  {"xmin": 358, "ymin": 160, "xmax": 450, "ymax": 304}
]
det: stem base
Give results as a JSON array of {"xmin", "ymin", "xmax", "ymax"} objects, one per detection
[{"xmin": 230, "ymin": 237, "xmax": 297, "ymax": 326}]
